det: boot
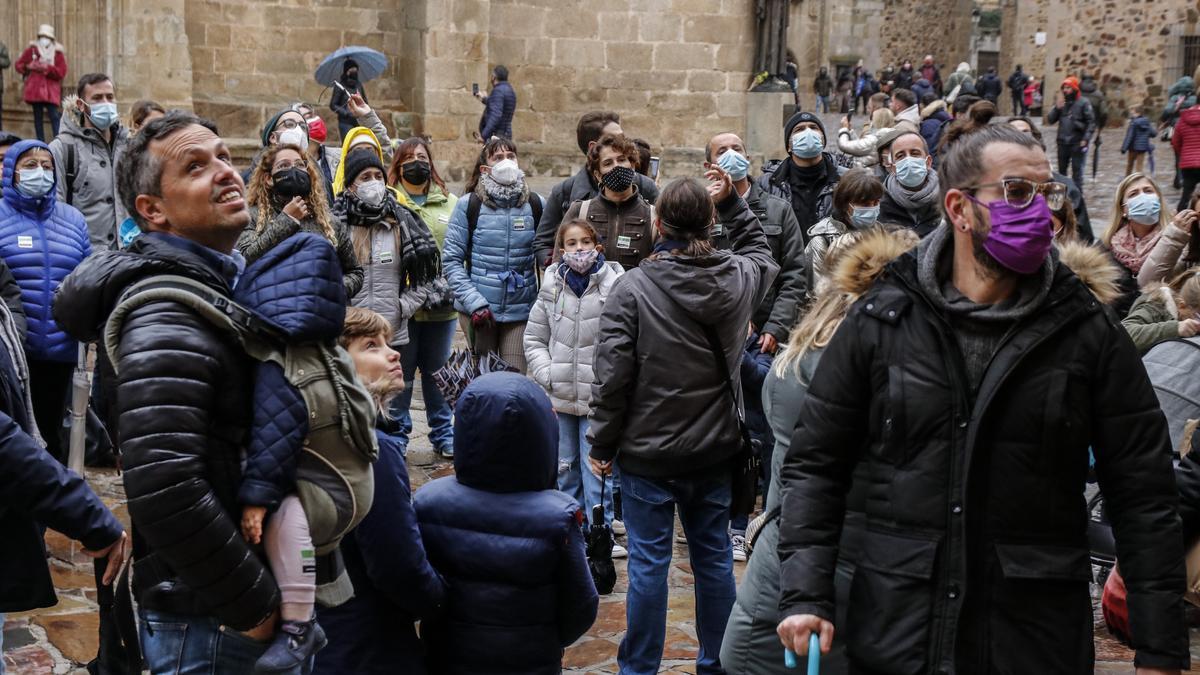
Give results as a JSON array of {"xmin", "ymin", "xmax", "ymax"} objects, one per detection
[{"xmin": 254, "ymin": 617, "xmax": 327, "ymax": 673}]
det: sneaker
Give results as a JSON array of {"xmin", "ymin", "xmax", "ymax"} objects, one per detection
[
  {"xmin": 611, "ymin": 543, "xmax": 628, "ymax": 559},
  {"xmin": 255, "ymin": 618, "xmax": 327, "ymax": 674},
  {"xmin": 731, "ymin": 533, "xmax": 747, "ymax": 562},
  {"xmin": 437, "ymin": 444, "xmax": 454, "ymax": 459},
  {"xmin": 611, "ymin": 519, "xmax": 626, "ymax": 536}
]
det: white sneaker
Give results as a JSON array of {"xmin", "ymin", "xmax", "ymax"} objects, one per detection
[
  {"xmin": 611, "ymin": 543, "xmax": 628, "ymax": 559},
  {"xmin": 731, "ymin": 533, "xmax": 747, "ymax": 562},
  {"xmin": 611, "ymin": 519, "xmax": 626, "ymax": 536}
]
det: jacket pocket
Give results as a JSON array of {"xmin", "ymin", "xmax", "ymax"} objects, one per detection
[
  {"xmin": 994, "ymin": 542, "xmax": 1090, "ymax": 582},
  {"xmin": 989, "ymin": 543, "xmax": 1092, "ymax": 669},
  {"xmin": 846, "ymin": 529, "xmax": 939, "ymax": 675}
]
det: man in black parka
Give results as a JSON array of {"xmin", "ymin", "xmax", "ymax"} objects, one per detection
[{"xmin": 776, "ymin": 124, "xmax": 1189, "ymax": 674}]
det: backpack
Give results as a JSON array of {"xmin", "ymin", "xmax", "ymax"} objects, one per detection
[
  {"xmin": 464, "ymin": 191, "xmax": 542, "ymax": 273},
  {"xmin": 102, "ymin": 274, "xmax": 379, "ymax": 606}
]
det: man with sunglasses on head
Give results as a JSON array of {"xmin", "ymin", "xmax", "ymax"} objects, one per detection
[{"xmin": 777, "ymin": 124, "xmax": 1189, "ymax": 675}]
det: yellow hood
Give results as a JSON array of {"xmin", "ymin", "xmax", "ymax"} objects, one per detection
[{"xmin": 332, "ymin": 127, "xmax": 384, "ymax": 196}]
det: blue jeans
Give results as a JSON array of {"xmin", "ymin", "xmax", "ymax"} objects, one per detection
[
  {"xmin": 139, "ymin": 610, "xmax": 306, "ymax": 675},
  {"xmin": 391, "ymin": 318, "xmax": 456, "ymax": 451},
  {"xmin": 816, "ymin": 95, "xmax": 831, "ymax": 113},
  {"xmin": 0, "ymin": 612, "xmax": 6, "ymax": 675},
  {"xmin": 557, "ymin": 413, "xmax": 614, "ymax": 527},
  {"xmin": 619, "ymin": 471, "xmax": 736, "ymax": 675}
]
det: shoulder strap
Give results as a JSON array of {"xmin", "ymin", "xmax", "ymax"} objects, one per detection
[
  {"xmin": 698, "ymin": 323, "xmax": 744, "ymax": 424},
  {"xmin": 578, "ymin": 198, "xmax": 591, "ymax": 223},
  {"xmin": 64, "ymin": 142, "xmax": 77, "ymax": 206},
  {"xmin": 465, "ymin": 193, "xmax": 482, "ymax": 274},
  {"xmin": 529, "ymin": 191, "xmax": 543, "ymax": 226}
]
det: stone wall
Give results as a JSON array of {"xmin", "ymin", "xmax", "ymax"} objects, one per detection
[{"xmin": 878, "ymin": 0, "xmax": 974, "ymax": 75}]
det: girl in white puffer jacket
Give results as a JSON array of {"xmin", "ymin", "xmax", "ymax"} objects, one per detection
[{"xmin": 524, "ymin": 219, "xmax": 624, "ymax": 537}]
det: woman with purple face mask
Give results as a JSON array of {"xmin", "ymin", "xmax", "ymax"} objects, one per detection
[{"xmin": 523, "ymin": 219, "xmax": 625, "ymax": 552}]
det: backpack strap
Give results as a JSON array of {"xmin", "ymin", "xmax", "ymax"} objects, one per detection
[
  {"xmin": 465, "ymin": 193, "xmax": 482, "ymax": 274},
  {"xmin": 529, "ymin": 191, "xmax": 543, "ymax": 227},
  {"xmin": 64, "ymin": 142, "xmax": 77, "ymax": 206},
  {"xmin": 578, "ymin": 198, "xmax": 591, "ymax": 223},
  {"xmin": 103, "ymin": 274, "xmax": 282, "ymax": 372}
]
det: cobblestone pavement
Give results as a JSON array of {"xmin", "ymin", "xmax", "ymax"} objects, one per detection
[{"xmin": 4, "ymin": 119, "xmax": 1198, "ymax": 673}]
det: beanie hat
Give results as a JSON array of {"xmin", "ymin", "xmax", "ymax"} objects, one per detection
[
  {"xmin": 784, "ymin": 110, "xmax": 826, "ymax": 149},
  {"xmin": 260, "ymin": 108, "xmax": 294, "ymax": 147},
  {"xmin": 1062, "ymin": 76, "xmax": 1081, "ymax": 95},
  {"xmin": 343, "ymin": 147, "xmax": 385, "ymax": 187}
]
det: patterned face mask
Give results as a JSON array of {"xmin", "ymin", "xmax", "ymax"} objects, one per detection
[{"xmin": 563, "ymin": 248, "xmax": 599, "ymax": 273}]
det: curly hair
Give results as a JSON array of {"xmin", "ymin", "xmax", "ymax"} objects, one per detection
[
  {"xmin": 586, "ymin": 134, "xmax": 640, "ymax": 180},
  {"xmin": 246, "ymin": 143, "xmax": 337, "ymax": 245}
]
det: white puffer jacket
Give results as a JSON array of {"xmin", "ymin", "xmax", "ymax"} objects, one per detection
[{"xmin": 523, "ymin": 260, "xmax": 624, "ymax": 416}]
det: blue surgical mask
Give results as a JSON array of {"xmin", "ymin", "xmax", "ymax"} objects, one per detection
[
  {"xmin": 1126, "ymin": 193, "xmax": 1161, "ymax": 226},
  {"xmin": 894, "ymin": 156, "xmax": 929, "ymax": 189},
  {"xmin": 717, "ymin": 149, "xmax": 750, "ymax": 181},
  {"xmin": 850, "ymin": 205, "xmax": 880, "ymax": 228},
  {"xmin": 790, "ymin": 129, "xmax": 824, "ymax": 159},
  {"xmin": 16, "ymin": 167, "xmax": 54, "ymax": 198},
  {"xmin": 87, "ymin": 102, "xmax": 119, "ymax": 130}
]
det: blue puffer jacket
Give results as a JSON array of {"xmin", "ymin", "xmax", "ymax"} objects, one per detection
[
  {"xmin": 415, "ymin": 373, "xmax": 598, "ymax": 675},
  {"xmin": 0, "ymin": 139, "xmax": 91, "ymax": 362},
  {"xmin": 235, "ymin": 233, "xmax": 347, "ymax": 508},
  {"xmin": 1123, "ymin": 115, "xmax": 1156, "ymax": 154},
  {"xmin": 442, "ymin": 185, "xmax": 539, "ymax": 323}
]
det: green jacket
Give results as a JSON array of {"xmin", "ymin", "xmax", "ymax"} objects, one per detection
[
  {"xmin": 396, "ymin": 184, "xmax": 457, "ymax": 321},
  {"xmin": 1122, "ymin": 289, "xmax": 1181, "ymax": 354}
]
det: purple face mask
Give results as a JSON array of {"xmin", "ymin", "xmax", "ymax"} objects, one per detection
[{"xmin": 966, "ymin": 193, "xmax": 1054, "ymax": 275}]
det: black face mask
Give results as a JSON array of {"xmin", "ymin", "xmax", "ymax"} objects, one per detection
[
  {"xmin": 402, "ymin": 160, "xmax": 431, "ymax": 185},
  {"xmin": 600, "ymin": 165, "xmax": 636, "ymax": 193},
  {"xmin": 272, "ymin": 167, "xmax": 312, "ymax": 200}
]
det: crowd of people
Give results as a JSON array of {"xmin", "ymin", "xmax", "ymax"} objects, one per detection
[{"xmin": 2, "ymin": 28, "xmax": 1200, "ymax": 675}]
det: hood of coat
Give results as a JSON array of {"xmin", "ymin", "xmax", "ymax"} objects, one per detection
[
  {"xmin": 54, "ymin": 234, "xmax": 232, "ymax": 343},
  {"xmin": 829, "ymin": 227, "xmax": 920, "ymax": 297},
  {"xmin": 233, "ymin": 232, "xmax": 346, "ymax": 341},
  {"xmin": 2, "ymin": 138, "xmax": 58, "ymax": 219},
  {"xmin": 452, "ymin": 372, "xmax": 558, "ymax": 494},
  {"xmin": 1055, "ymin": 241, "xmax": 1125, "ymax": 306},
  {"xmin": 58, "ymin": 95, "xmax": 129, "ymax": 145},
  {"xmin": 1180, "ymin": 106, "xmax": 1200, "ymax": 129},
  {"xmin": 1170, "ymin": 77, "xmax": 1196, "ymax": 99},
  {"xmin": 332, "ymin": 127, "xmax": 384, "ymax": 196},
  {"xmin": 921, "ymin": 99, "xmax": 948, "ymax": 119}
]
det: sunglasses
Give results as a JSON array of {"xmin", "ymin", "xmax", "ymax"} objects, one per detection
[{"xmin": 963, "ymin": 178, "xmax": 1068, "ymax": 211}]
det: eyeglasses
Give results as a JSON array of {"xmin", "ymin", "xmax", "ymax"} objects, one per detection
[
  {"xmin": 276, "ymin": 118, "xmax": 303, "ymax": 131},
  {"xmin": 962, "ymin": 178, "xmax": 1068, "ymax": 211},
  {"xmin": 272, "ymin": 159, "xmax": 307, "ymax": 172}
]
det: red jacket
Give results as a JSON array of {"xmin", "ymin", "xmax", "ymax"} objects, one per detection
[
  {"xmin": 1173, "ymin": 106, "xmax": 1200, "ymax": 169},
  {"xmin": 14, "ymin": 43, "xmax": 67, "ymax": 106}
]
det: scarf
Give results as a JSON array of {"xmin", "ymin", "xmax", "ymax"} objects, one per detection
[
  {"xmin": 479, "ymin": 173, "xmax": 526, "ymax": 208},
  {"xmin": 557, "ymin": 254, "xmax": 605, "ymax": 298},
  {"xmin": 1109, "ymin": 224, "xmax": 1162, "ymax": 275},
  {"xmin": 884, "ymin": 169, "xmax": 941, "ymax": 212},
  {"xmin": 35, "ymin": 40, "xmax": 56, "ymax": 66},
  {"xmin": 0, "ymin": 299, "xmax": 42, "ymax": 447},
  {"xmin": 332, "ymin": 190, "xmax": 441, "ymax": 289}
]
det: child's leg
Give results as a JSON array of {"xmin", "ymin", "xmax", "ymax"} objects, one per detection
[
  {"xmin": 1135, "ymin": 151, "xmax": 1147, "ymax": 174},
  {"xmin": 577, "ymin": 416, "xmax": 613, "ymax": 526},
  {"xmin": 556, "ymin": 413, "xmax": 585, "ymax": 512},
  {"xmin": 263, "ymin": 495, "xmax": 316, "ymax": 622}
]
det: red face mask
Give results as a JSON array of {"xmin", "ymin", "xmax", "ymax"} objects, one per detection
[{"xmin": 306, "ymin": 117, "xmax": 327, "ymax": 143}]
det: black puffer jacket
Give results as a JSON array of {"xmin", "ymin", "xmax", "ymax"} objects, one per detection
[
  {"xmin": 54, "ymin": 234, "xmax": 280, "ymax": 631},
  {"xmin": 755, "ymin": 153, "xmax": 839, "ymax": 243},
  {"xmin": 777, "ymin": 227, "xmax": 1188, "ymax": 673}
]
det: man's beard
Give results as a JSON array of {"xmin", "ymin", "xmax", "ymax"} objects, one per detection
[{"xmin": 968, "ymin": 203, "xmax": 1015, "ymax": 281}]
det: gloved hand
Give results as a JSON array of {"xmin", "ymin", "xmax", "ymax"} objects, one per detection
[{"xmin": 471, "ymin": 307, "xmax": 495, "ymax": 331}]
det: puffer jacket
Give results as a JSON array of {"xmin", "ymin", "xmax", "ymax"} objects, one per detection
[
  {"xmin": 777, "ymin": 225, "xmax": 1189, "ymax": 673},
  {"xmin": 755, "ymin": 153, "xmax": 840, "ymax": 241},
  {"xmin": 54, "ymin": 233, "xmax": 280, "ymax": 631},
  {"xmin": 534, "ymin": 167, "xmax": 660, "ymax": 266},
  {"xmin": 442, "ymin": 182, "xmax": 540, "ymax": 323},
  {"xmin": 1122, "ymin": 115, "xmax": 1155, "ymax": 154},
  {"xmin": 397, "ymin": 185, "xmax": 458, "ymax": 322},
  {"xmin": 1163, "ymin": 77, "xmax": 1196, "ymax": 123},
  {"xmin": 1137, "ymin": 220, "xmax": 1193, "ymax": 287},
  {"xmin": 1122, "ymin": 287, "xmax": 1182, "ymax": 354},
  {"xmin": 919, "ymin": 102, "xmax": 951, "ymax": 159},
  {"xmin": 1047, "ymin": 95, "xmax": 1097, "ymax": 147},
  {"xmin": 1173, "ymin": 106, "xmax": 1200, "ymax": 169},
  {"xmin": 0, "ymin": 139, "xmax": 91, "ymax": 362},
  {"xmin": 588, "ymin": 194, "xmax": 779, "ymax": 477},
  {"xmin": 713, "ymin": 181, "xmax": 806, "ymax": 341},
  {"xmin": 48, "ymin": 110, "xmax": 129, "ymax": 251},
  {"xmin": 1143, "ymin": 337, "xmax": 1200, "ymax": 454},
  {"xmin": 480, "ymin": 81, "xmax": 516, "ymax": 141},
  {"xmin": 14, "ymin": 42, "xmax": 66, "ymax": 105},
  {"xmin": 237, "ymin": 206, "xmax": 363, "ymax": 298},
  {"xmin": 524, "ymin": 260, "xmax": 623, "ymax": 416},
  {"xmin": 415, "ymin": 373, "xmax": 598, "ymax": 675}
]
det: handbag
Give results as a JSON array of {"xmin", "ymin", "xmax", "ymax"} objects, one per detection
[{"xmin": 698, "ymin": 324, "xmax": 761, "ymax": 518}]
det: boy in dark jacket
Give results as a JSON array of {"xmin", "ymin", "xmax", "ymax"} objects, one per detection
[
  {"xmin": 415, "ymin": 372, "xmax": 598, "ymax": 675},
  {"xmin": 1122, "ymin": 105, "xmax": 1155, "ymax": 176}
]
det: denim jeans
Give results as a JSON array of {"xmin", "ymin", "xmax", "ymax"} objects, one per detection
[
  {"xmin": 139, "ymin": 610, "xmax": 307, "ymax": 675},
  {"xmin": 31, "ymin": 103, "xmax": 60, "ymax": 142},
  {"xmin": 557, "ymin": 413, "xmax": 614, "ymax": 527},
  {"xmin": 816, "ymin": 95, "xmax": 830, "ymax": 113},
  {"xmin": 391, "ymin": 318, "xmax": 456, "ymax": 451},
  {"xmin": 619, "ymin": 471, "xmax": 736, "ymax": 675},
  {"xmin": 1057, "ymin": 143, "xmax": 1087, "ymax": 191}
]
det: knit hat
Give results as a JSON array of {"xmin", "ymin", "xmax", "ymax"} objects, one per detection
[
  {"xmin": 342, "ymin": 147, "xmax": 384, "ymax": 186},
  {"xmin": 260, "ymin": 107, "xmax": 297, "ymax": 147},
  {"xmin": 784, "ymin": 110, "xmax": 826, "ymax": 149},
  {"xmin": 1062, "ymin": 76, "xmax": 1081, "ymax": 94}
]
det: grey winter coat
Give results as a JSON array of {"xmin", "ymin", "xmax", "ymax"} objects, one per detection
[
  {"xmin": 713, "ymin": 181, "xmax": 807, "ymax": 341},
  {"xmin": 350, "ymin": 213, "xmax": 413, "ymax": 346},
  {"xmin": 524, "ymin": 261, "xmax": 624, "ymax": 416},
  {"xmin": 48, "ymin": 112, "xmax": 129, "ymax": 251},
  {"xmin": 587, "ymin": 194, "xmax": 779, "ymax": 477}
]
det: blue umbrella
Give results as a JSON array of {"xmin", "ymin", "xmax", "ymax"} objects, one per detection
[{"xmin": 315, "ymin": 46, "xmax": 388, "ymax": 86}]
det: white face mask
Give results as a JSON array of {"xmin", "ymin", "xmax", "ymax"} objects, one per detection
[
  {"xmin": 277, "ymin": 126, "xmax": 309, "ymax": 152},
  {"xmin": 356, "ymin": 179, "xmax": 387, "ymax": 207},
  {"xmin": 488, "ymin": 158, "xmax": 523, "ymax": 186},
  {"xmin": 38, "ymin": 37, "xmax": 52, "ymax": 49}
]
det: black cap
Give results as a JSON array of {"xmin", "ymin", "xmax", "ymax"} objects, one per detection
[
  {"xmin": 0, "ymin": 132, "xmax": 21, "ymax": 147},
  {"xmin": 343, "ymin": 147, "xmax": 384, "ymax": 187},
  {"xmin": 784, "ymin": 110, "xmax": 826, "ymax": 150}
]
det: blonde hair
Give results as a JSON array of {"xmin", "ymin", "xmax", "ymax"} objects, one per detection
[
  {"xmin": 1102, "ymin": 173, "xmax": 1169, "ymax": 247},
  {"xmin": 1170, "ymin": 267, "xmax": 1200, "ymax": 312},
  {"xmin": 871, "ymin": 107, "xmax": 895, "ymax": 132},
  {"xmin": 246, "ymin": 143, "xmax": 338, "ymax": 245},
  {"xmin": 338, "ymin": 307, "xmax": 402, "ymax": 413}
]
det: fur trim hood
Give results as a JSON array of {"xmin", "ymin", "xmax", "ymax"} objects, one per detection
[
  {"xmin": 830, "ymin": 226, "xmax": 921, "ymax": 298},
  {"xmin": 1056, "ymin": 241, "xmax": 1126, "ymax": 307},
  {"xmin": 921, "ymin": 99, "xmax": 947, "ymax": 119}
]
